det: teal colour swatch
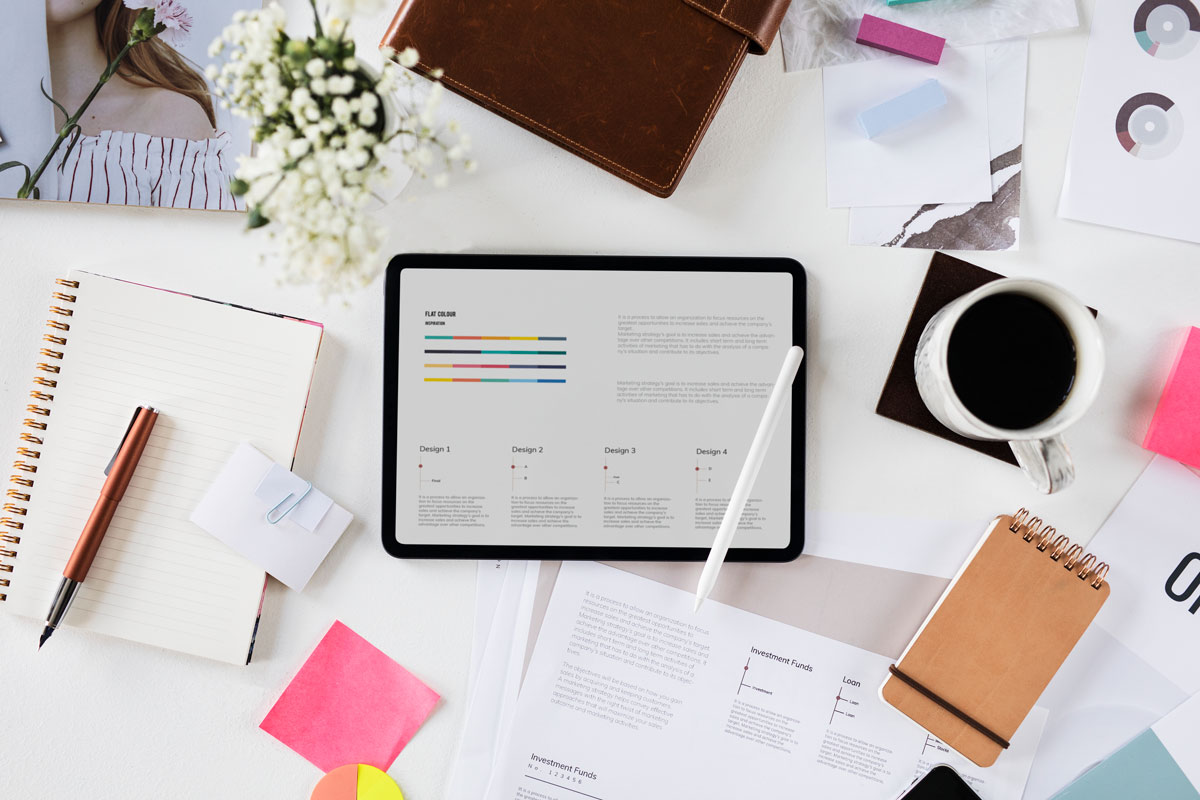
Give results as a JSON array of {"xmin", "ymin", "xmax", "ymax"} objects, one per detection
[{"xmin": 1052, "ymin": 730, "xmax": 1200, "ymax": 800}]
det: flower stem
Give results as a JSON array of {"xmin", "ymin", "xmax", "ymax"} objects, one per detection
[
  {"xmin": 17, "ymin": 40, "xmax": 135, "ymax": 199},
  {"xmin": 309, "ymin": 0, "xmax": 324, "ymax": 36}
]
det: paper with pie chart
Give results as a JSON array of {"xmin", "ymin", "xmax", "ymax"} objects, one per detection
[
  {"xmin": 482, "ymin": 562, "xmax": 1048, "ymax": 800},
  {"xmin": 1060, "ymin": 0, "xmax": 1200, "ymax": 243}
]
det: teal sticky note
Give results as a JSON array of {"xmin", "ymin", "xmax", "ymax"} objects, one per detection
[
  {"xmin": 1052, "ymin": 730, "xmax": 1200, "ymax": 800},
  {"xmin": 857, "ymin": 78, "xmax": 947, "ymax": 139}
]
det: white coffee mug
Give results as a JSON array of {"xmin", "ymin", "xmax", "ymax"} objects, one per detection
[{"xmin": 914, "ymin": 278, "xmax": 1104, "ymax": 494}]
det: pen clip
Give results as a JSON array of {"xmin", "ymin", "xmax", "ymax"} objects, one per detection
[
  {"xmin": 265, "ymin": 481, "xmax": 313, "ymax": 525},
  {"xmin": 104, "ymin": 407, "xmax": 145, "ymax": 477}
]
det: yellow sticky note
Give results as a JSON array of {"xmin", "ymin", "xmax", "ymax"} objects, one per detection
[
  {"xmin": 311, "ymin": 764, "xmax": 403, "ymax": 800},
  {"xmin": 357, "ymin": 765, "xmax": 404, "ymax": 800}
]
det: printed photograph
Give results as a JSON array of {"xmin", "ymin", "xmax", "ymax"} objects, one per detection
[{"xmin": 0, "ymin": 0, "xmax": 254, "ymax": 210}]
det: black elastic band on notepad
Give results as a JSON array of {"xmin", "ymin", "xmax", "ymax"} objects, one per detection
[{"xmin": 887, "ymin": 665, "xmax": 1010, "ymax": 751}]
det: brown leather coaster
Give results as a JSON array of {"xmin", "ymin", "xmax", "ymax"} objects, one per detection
[{"xmin": 875, "ymin": 252, "xmax": 1097, "ymax": 466}]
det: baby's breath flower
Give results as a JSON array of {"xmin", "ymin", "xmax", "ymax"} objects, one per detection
[
  {"xmin": 398, "ymin": 47, "xmax": 419, "ymax": 68},
  {"xmin": 208, "ymin": 2, "xmax": 471, "ymax": 296}
]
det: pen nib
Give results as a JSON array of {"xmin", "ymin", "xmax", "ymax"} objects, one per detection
[{"xmin": 38, "ymin": 627, "xmax": 53, "ymax": 650}]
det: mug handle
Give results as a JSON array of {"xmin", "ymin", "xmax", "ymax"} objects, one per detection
[{"xmin": 1009, "ymin": 436, "xmax": 1075, "ymax": 494}]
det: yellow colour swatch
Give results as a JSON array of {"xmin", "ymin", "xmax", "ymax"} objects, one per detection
[
  {"xmin": 357, "ymin": 765, "xmax": 404, "ymax": 800},
  {"xmin": 310, "ymin": 764, "xmax": 404, "ymax": 800}
]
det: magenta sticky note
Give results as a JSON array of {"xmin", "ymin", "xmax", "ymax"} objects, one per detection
[
  {"xmin": 260, "ymin": 621, "xmax": 440, "ymax": 772},
  {"xmin": 1144, "ymin": 327, "xmax": 1200, "ymax": 469},
  {"xmin": 856, "ymin": 14, "xmax": 946, "ymax": 64}
]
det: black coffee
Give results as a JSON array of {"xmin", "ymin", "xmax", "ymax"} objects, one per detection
[{"xmin": 946, "ymin": 293, "xmax": 1077, "ymax": 430}]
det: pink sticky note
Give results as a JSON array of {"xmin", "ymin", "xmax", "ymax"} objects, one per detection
[
  {"xmin": 260, "ymin": 621, "xmax": 439, "ymax": 772},
  {"xmin": 1144, "ymin": 327, "xmax": 1200, "ymax": 469},
  {"xmin": 856, "ymin": 14, "xmax": 946, "ymax": 64}
]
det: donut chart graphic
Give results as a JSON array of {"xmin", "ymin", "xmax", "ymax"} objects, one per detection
[
  {"xmin": 1134, "ymin": 0, "xmax": 1200, "ymax": 58},
  {"xmin": 1116, "ymin": 92, "xmax": 1185, "ymax": 158}
]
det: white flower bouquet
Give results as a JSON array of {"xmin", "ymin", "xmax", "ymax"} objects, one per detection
[{"xmin": 209, "ymin": 0, "xmax": 470, "ymax": 295}]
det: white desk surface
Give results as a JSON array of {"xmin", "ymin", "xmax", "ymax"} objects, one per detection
[{"xmin": 1, "ymin": 2, "xmax": 1197, "ymax": 797}]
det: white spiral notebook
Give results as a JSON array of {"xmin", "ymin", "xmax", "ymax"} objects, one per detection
[{"xmin": 1, "ymin": 272, "xmax": 323, "ymax": 664}]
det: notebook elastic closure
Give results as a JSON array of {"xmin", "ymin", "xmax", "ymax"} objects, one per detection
[{"xmin": 887, "ymin": 664, "xmax": 1011, "ymax": 750}]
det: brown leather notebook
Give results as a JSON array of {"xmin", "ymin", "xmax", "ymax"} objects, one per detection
[
  {"xmin": 381, "ymin": 0, "xmax": 791, "ymax": 197},
  {"xmin": 881, "ymin": 510, "xmax": 1111, "ymax": 767}
]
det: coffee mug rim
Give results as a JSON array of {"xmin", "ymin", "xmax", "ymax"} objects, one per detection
[{"xmin": 930, "ymin": 278, "xmax": 1104, "ymax": 440}]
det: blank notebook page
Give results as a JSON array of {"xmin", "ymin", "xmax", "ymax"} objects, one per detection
[{"xmin": 5, "ymin": 272, "xmax": 322, "ymax": 664}]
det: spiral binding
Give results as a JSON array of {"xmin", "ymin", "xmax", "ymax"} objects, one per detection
[
  {"xmin": 0, "ymin": 278, "xmax": 79, "ymax": 601},
  {"xmin": 1008, "ymin": 507, "xmax": 1109, "ymax": 589}
]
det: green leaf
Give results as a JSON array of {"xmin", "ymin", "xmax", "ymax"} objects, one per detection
[
  {"xmin": 247, "ymin": 206, "xmax": 270, "ymax": 229},
  {"xmin": 39, "ymin": 79, "xmax": 70, "ymax": 122},
  {"xmin": 1, "ymin": 161, "xmax": 33, "ymax": 198},
  {"xmin": 229, "ymin": 178, "xmax": 250, "ymax": 196},
  {"xmin": 0, "ymin": 161, "xmax": 31, "ymax": 182}
]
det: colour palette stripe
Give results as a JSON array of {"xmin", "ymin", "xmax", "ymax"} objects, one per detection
[
  {"xmin": 425, "ymin": 378, "xmax": 566, "ymax": 383},
  {"xmin": 424, "ymin": 364, "xmax": 566, "ymax": 369},
  {"xmin": 424, "ymin": 350, "xmax": 567, "ymax": 355},
  {"xmin": 422, "ymin": 336, "xmax": 567, "ymax": 384},
  {"xmin": 424, "ymin": 335, "xmax": 567, "ymax": 341}
]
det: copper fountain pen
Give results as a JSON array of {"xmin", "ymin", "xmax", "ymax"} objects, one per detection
[{"xmin": 40, "ymin": 406, "xmax": 159, "ymax": 649}]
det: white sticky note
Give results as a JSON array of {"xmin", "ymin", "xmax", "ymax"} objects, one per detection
[
  {"xmin": 254, "ymin": 463, "xmax": 334, "ymax": 532},
  {"xmin": 191, "ymin": 442, "xmax": 353, "ymax": 591}
]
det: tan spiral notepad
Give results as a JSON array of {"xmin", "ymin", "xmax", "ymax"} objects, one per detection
[
  {"xmin": 881, "ymin": 509, "xmax": 1111, "ymax": 767},
  {"xmin": 0, "ymin": 272, "xmax": 323, "ymax": 664}
]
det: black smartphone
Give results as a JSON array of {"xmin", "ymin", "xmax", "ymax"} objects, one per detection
[{"xmin": 897, "ymin": 765, "xmax": 982, "ymax": 799}]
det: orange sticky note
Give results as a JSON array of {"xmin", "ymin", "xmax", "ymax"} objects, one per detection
[
  {"xmin": 261, "ymin": 621, "xmax": 439, "ymax": 772},
  {"xmin": 311, "ymin": 764, "xmax": 404, "ymax": 800},
  {"xmin": 1144, "ymin": 327, "xmax": 1200, "ymax": 470}
]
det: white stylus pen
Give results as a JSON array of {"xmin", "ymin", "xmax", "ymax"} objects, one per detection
[{"xmin": 694, "ymin": 345, "xmax": 804, "ymax": 612}]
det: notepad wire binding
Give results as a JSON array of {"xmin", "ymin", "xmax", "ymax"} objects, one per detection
[
  {"xmin": 0, "ymin": 278, "xmax": 79, "ymax": 602},
  {"xmin": 1009, "ymin": 508, "xmax": 1109, "ymax": 589}
]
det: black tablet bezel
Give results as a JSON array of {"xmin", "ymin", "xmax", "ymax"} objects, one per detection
[{"xmin": 382, "ymin": 253, "xmax": 806, "ymax": 561}]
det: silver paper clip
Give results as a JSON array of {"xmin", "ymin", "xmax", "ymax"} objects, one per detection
[{"xmin": 265, "ymin": 482, "xmax": 313, "ymax": 525}]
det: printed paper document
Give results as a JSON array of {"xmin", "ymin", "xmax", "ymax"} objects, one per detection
[{"xmin": 485, "ymin": 562, "xmax": 1046, "ymax": 800}]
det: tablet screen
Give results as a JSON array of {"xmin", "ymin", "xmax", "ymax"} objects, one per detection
[{"xmin": 383, "ymin": 256, "xmax": 803, "ymax": 559}]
